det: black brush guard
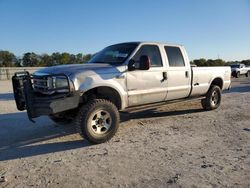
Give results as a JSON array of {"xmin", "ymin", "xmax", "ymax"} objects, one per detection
[{"xmin": 12, "ymin": 71, "xmax": 80, "ymax": 122}]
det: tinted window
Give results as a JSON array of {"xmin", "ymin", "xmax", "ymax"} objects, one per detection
[
  {"xmin": 230, "ymin": 65, "xmax": 240, "ymax": 68},
  {"xmin": 165, "ymin": 46, "xmax": 185, "ymax": 67},
  {"xmin": 88, "ymin": 43, "xmax": 138, "ymax": 65},
  {"xmin": 132, "ymin": 45, "xmax": 162, "ymax": 67}
]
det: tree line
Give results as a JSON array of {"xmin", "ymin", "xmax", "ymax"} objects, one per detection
[
  {"xmin": 0, "ymin": 50, "xmax": 250, "ymax": 67},
  {"xmin": 0, "ymin": 50, "xmax": 92, "ymax": 67},
  {"xmin": 190, "ymin": 58, "xmax": 250, "ymax": 66}
]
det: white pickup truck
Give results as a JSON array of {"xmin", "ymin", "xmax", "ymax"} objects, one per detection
[
  {"xmin": 230, "ymin": 64, "xmax": 250, "ymax": 78},
  {"xmin": 12, "ymin": 42, "xmax": 231, "ymax": 144}
]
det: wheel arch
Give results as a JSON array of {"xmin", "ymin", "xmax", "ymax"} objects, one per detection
[
  {"xmin": 81, "ymin": 86, "xmax": 123, "ymax": 110},
  {"xmin": 210, "ymin": 77, "xmax": 223, "ymax": 90}
]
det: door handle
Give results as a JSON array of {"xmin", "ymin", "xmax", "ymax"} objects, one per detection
[
  {"xmin": 162, "ymin": 72, "xmax": 167, "ymax": 82},
  {"xmin": 185, "ymin": 71, "xmax": 189, "ymax": 78}
]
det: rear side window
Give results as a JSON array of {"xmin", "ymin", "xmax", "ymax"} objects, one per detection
[
  {"xmin": 165, "ymin": 46, "xmax": 185, "ymax": 67},
  {"xmin": 132, "ymin": 45, "xmax": 162, "ymax": 67}
]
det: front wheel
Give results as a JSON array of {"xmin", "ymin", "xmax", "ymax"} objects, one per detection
[
  {"xmin": 76, "ymin": 99, "xmax": 120, "ymax": 144},
  {"xmin": 236, "ymin": 71, "xmax": 240, "ymax": 78},
  {"xmin": 201, "ymin": 85, "xmax": 222, "ymax": 110}
]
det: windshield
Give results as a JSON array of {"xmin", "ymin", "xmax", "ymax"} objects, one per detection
[
  {"xmin": 88, "ymin": 43, "xmax": 138, "ymax": 65},
  {"xmin": 230, "ymin": 64, "xmax": 240, "ymax": 68}
]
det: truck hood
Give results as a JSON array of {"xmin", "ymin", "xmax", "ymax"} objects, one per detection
[{"xmin": 34, "ymin": 63, "xmax": 120, "ymax": 76}]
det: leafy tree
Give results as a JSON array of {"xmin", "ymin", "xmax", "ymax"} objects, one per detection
[
  {"xmin": 40, "ymin": 54, "xmax": 51, "ymax": 66},
  {"xmin": 60, "ymin": 52, "xmax": 71, "ymax": 64},
  {"xmin": 82, "ymin": 54, "xmax": 92, "ymax": 63},
  {"xmin": 14, "ymin": 57, "xmax": 22, "ymax": 67},
  {"xmin": 192, "ymin": 58, "xmax": 226, "ymax": 66},
  {"xmin": 22, "ymin": 52, "xmax": 40, "ymax": 67},
  {"xmin": 193, "ymin": 58, "xmax": 206, "ymax": 66},
  {"xmin": 75, "ymin": 53, "xmax": 83, "ymax": 64},
  {"xmin": 241, "ymin": 60, "xmax": 250, "ymax": 65},
  {"xmin": 0, "ymin": 51, "xmax": 16, "ymax": 67},
  {"xmin": 51, "ymin": 52, "xmax": 61, "ymax": 66}
]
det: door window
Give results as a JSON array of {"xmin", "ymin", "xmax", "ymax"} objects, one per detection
[
  {"xmin": 165, "ymin": 46, "xmax": 185, "ymax": 67},
  {"xmin": 132, "ymin": 45, "xmax": 162, "ymax": 67}
]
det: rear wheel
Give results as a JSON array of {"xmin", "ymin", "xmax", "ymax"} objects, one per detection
[
  {"xmin": 76, "ymin": 99, "xmax": 120, "ymax": 144},
  {"xmin": 201, "ymin": 85, "xmax": 222, "ymax": 110},
  {"xmin": 246, "ymin": 71, "xmax": 250, "ymax": 77}
]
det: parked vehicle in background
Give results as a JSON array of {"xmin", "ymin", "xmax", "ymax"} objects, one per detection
[
  {"xmin": 230, "ymin": 64, "xmax": 250, "ymax": 78},
  {"xmin": 12, "ymin": 42, "xmax": 231, "ymax": 144}
]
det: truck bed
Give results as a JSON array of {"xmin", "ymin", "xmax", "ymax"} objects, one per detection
[{"xmin": 191, "ymin": 66, "xmax": 231, "ymax": 97}]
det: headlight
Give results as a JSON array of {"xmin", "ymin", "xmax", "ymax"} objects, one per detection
[
  {"xmin": 53, "ymin": 77, "xmax": 68, "ymax": 88},
  {"xmin": 33, "ymin": 73, "xmax": 71, "ymax": 95},
  {"xmin": 51, "ymin": 76, "xmax": 70, "ymax": 93}
]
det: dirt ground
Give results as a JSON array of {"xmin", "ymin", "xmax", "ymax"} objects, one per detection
[{"xmin": 0, "ymin": 77, "xmax": 249, "ymax": 188}]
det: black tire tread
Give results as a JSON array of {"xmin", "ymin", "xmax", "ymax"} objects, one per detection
[
  {"xmin": 201, "ymin": 85, "xmax": 221, "ymax": 111},
  {"xmin": 246, "ymin": 71, "xmax": 250, "ymax": 77},
  {"xmin": 236, "ymin": 72, "xmax": 240, "ymax": 78},
  {"xmin": 76, "ymin": 99, "xmax": 119, "ymax": 144}
]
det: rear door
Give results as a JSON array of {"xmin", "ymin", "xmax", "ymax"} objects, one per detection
[
  {"xmin": 126, "ymin": 45, "xmax": 167, "ymax": 106},
  {"xmin": 241, "ymin": 64, "xmax": 247, "ymax": 74},
  {"xmin": 164, "ymin": 46, "xmax": 191, "ymax": 100}
]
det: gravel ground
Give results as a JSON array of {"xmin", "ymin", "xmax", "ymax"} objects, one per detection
[{"xmin": 0, "ymin": 77, "xmax": 250, "ymax": 188}]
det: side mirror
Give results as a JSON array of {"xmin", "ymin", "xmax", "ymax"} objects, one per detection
[
  {"xmin": 128, "ymin": 59, "xmax": 136, "ymax": 71},
  {"xmin": 139, "ymin": 55, "xmax": 150, "ymax": 70}
]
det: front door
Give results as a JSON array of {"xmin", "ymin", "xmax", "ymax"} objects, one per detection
[{"xmin": 126, "ymin": 45, "xmax": 167, "ymax": 106}]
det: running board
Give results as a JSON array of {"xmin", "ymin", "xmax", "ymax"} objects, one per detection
[{"xmin": 122, "ymin": 96, "xmax": 205, "ymax": 113}]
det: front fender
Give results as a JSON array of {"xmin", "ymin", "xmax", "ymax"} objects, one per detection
[{"xmin": 77, "ymin": 74, "xmax": 128, "ymax": 109}]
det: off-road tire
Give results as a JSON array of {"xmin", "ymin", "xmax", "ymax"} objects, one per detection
[
  {"xmin": 236, "ymin": 71, "xmax": 240, "ymax": 78},
  {"xmin": 246, "ymin": 71, "xmax": 250, "ymax": 77},
  {"xmin": 76, "ymin": 99, "xmax": 120, "ymax": 144},
  {"xmin": 201, "ymin": 85, "xmax": 222, "ymax": 110}
]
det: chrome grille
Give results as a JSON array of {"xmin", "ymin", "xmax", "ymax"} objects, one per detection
[
  {"xmin": 32, "ymin": 73, "xmax": 70, "ymax": 95},
  {"xmin": 33, "ymin": 76, "xmax": 53, "ymax": 93}
]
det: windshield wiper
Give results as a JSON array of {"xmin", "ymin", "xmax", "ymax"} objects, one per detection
[
  {"xmin": 87, "ymin": 61, "xmax": 106, "ymax": 64},
  {"xmin": 90, "ymin": 61, "xmax": 121, "ymax": 65}
]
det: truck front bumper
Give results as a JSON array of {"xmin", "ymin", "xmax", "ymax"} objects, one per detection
[{"xmin": 12, "ymin": 72, "xmax": 80, "ymax": 122}]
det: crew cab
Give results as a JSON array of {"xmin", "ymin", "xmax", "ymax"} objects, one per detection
[
  {"xmin": 12, "ymin": 42, "xmax": 231, "ymax": 144},
  {"xmin": 230, "ymin": 64, "xmax": 250, "ymax": 78}
]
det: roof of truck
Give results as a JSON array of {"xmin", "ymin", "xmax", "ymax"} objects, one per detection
[{"xmin": 114, "ymin": 41, "xmax": 184, "ymax": 47}]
